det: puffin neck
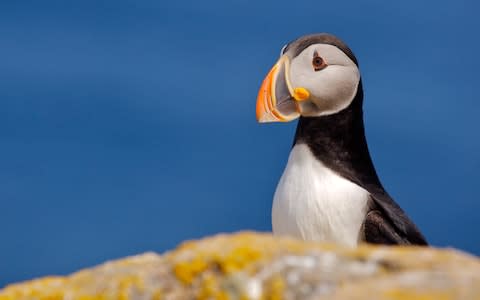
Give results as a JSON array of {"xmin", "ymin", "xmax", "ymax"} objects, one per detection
[{"xmin": 293, "ymin": 82, "xmax": 384, "ymax": 192}]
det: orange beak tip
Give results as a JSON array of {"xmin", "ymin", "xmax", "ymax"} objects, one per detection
[{"xmin": 255, "ymin": 56, "xmax": 301, "ymax": 123}]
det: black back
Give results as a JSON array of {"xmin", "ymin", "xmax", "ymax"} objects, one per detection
[{"xmin": 293, "ymin": 81, "xmax": 428, "ymax": 245}]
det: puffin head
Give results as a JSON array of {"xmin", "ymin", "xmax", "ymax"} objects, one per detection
[{"xmin": 256, "ymin": 33, "xmax": 361, "ymax": 122}]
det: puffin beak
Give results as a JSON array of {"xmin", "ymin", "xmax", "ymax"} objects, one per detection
[{"xmin": 256, "ymin": 55, "xmax": 301, "ymax": 123}]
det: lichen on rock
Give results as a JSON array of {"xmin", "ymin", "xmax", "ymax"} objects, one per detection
[{"xmin": 1, "ymin": 232, "xmax": 479, "ymax": 299}]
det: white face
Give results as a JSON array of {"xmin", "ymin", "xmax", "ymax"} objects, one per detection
[{"xmin": 287, "ymin": 44, "xmax": 360, "ymax": 117}]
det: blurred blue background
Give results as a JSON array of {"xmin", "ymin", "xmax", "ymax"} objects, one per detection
[{"xmin": 1, "ymin": 0, "xmax": 479, "ymax": 287}]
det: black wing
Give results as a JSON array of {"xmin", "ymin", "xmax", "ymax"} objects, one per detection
[
  {"xmin": 293, "ymin": 108, "xmax": 429, "ymax": 246},
  {"xmin": 362, "ymin": 195, "xmax": 428, "ymax": 245},
  {"xmin": 362, "ymin": 210, "xmax": 410, "ymax": 244}
]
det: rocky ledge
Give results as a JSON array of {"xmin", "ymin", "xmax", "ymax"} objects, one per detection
[{"xmin": 1, "ymin": 232, "xmax": 479, "ymax": 299}]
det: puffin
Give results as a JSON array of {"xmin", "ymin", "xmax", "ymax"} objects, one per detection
[{"xmin": 256, "ymin": 33, "xmax": 428, "ymax": 246}]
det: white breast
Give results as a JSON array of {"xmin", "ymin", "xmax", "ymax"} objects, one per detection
[{"xmin": 272, "ymin": 144, "xmax": 369, "ymax": 247}]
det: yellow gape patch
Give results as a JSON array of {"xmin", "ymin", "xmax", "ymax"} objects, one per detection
[{"xmin": 292, "ymin": 87, "xmax": 310, "ymax": 101}]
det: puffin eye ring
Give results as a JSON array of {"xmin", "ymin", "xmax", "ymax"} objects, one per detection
[{"xmin": 312, "ymin": 52, "xmax": 327, "ymax": 71}]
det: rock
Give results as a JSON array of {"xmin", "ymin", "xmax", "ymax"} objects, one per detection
[{"xmin": 1, "ymin": 232, "xmax": 479, "ymax": 299}]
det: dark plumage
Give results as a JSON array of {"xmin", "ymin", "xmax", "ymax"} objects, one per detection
[
  {"xmin": 291, "ymin": 34, "xmax": 427, "ymax": 245},
  {"xmin": 257, "ymin": 33, "xmax": 428, "ymax": 246}
]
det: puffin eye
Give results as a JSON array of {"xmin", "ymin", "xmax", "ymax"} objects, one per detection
[{"xmin": 312, "ymin": 52, "xmax": 327, "ymax": 71}]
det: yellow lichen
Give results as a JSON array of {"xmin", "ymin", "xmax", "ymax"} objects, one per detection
[
  {"xmin": 173, "ymin": 240, "xmax": 262, "ymax": 285},
  {"xmin": 197, "ymin": 274, "xmax": 216, "ymax": 300},
  {"xmin": 77, "ymin": 295, "xmax": 108, "ymax": 300},
  {"xmin": 1, "ymin": 232, "xmax": 479, "ymax": 300},
  {"xmin": 173, "ymin": 257, "xmax": 208, "ymax": 284},
  {"xmin": 383, "ymin": 289, "xmax": 452, "ymax": 300},
  {"xmin": 218, "ymin": 246, "xmax": 262, "ymax": 274},
  {"xmin": 150, "ymin": 289, "xmax": 162, "ymax": 300},
  {"xmin": 38, "ymin": 292, "xmax": 64, "ymax": 300},
  {"xmin": 197, "ymin": 273, "xmax": 232, "ymax": 300},
  {"xmin": 268, "ymin": 276, "xmax": 285, "ymax": 300},
  {"xmin": 105, "ymin": 274, "xmax": 145, "ymax": 300}
]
